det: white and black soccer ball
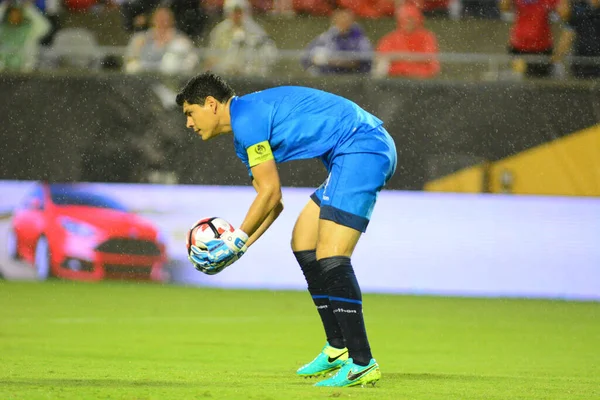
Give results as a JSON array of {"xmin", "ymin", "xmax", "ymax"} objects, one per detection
[{"xmin": 186, "ymin": 217, "xmax": 234, "ymax": 251}]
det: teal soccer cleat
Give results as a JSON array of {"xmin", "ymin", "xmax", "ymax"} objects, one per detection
[
  {"xmin": 296, "ymin": 343, "xmax": 349, "ymax": 377},
  {"xmin": 314, "ymin": 358, "xmax": 381, "ymax": 387}
]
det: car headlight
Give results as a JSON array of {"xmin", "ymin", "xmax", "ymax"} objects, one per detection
[{"xmin": 60, "ymin": 217, "xmax": 97, "ymax": 237}]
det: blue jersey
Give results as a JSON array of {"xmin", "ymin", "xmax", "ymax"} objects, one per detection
[{"xmin": 230, "ymin": 86, "xmax": 383, "ymax": 175}]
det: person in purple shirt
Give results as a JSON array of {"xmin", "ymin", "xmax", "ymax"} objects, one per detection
[{"xmin": 301, "ymin": 8, "xmax": 373, "ymax": 75}]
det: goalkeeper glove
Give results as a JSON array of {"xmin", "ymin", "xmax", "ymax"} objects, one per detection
[{"xmin": 189, "ymin": 229, "xmax": 248, "ymax": 275}]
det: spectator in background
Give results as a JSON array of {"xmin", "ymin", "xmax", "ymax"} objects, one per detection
[
  {"xmin": 121, "ymin": 0, "xmax": 208, "ymax": 40},
  {"xmin": 0, "ymin": 0, "xmax": 51, "ymax": 72},
  {"xmin": 33, "ymin": 0, "xmax": 61, "ymax": 45},
  {"xmin": 338, "ymin": 0, "xmax": 395, "ymax": 18},
  {"xmin": 124, "ymin": 6, "xmax": 198, "ymax": 74},
  {"xmin": 500, "ymin": 0, "xmax": 558, "ymax": 78},
  {"xmin": 291, "ymin": 0, "xmax": 335, "ymax": 16},
  {"xmin": 205, "ymin": 0, "xmax": 277, "ymax": 77},
  {"xmin": 553, "ymin": 0, "xmax": 600, "ymax": 78},
  {"xmin": 374, "ymin": 4, "xmax": 440, "ymax": 79},
  {"xmin": 301, "ymin": 8, "xmax": 372, "ymax": 75}
]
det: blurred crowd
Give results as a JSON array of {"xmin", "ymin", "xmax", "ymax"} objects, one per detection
[{"xmin": 0, "ymin": 0, "xmax": 598, "ymax": 79}]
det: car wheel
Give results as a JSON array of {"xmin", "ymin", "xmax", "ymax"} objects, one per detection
[
  {"xmin": 34, "ymin": 236, "xmax": 52, "ymax": 280},
  {"xmin": 6, "ymin": 228, "xmax": 20, "ymax": 260}
]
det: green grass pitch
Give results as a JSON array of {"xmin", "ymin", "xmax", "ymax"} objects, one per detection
[{"xmin": 1, "ymin": 281, "xmax": 599, "ymax": 400}]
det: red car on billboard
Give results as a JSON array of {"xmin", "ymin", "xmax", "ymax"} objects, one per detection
[{"xmin": 7, "ymin": 183, "xmax": 168, "ymax": 281}]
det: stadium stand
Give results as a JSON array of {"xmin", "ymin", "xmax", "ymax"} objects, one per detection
[{"xmin": 35, "ymin": 1, "xmax": 587, "ymax": 80}]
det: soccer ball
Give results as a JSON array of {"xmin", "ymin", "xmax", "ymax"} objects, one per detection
[{"xmin": 186, "ymin": 217, "xmax": 234, "ymax": 251}]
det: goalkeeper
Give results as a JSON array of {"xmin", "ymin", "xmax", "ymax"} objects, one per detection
[{"xmin": 177, "ymin": 72, "xmax": 397, "ymax": 388}]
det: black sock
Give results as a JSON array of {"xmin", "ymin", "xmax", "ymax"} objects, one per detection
[
  {"xmin": 294, "ymin": 250, "xmax": 345, "ymax": 349},
  {"xmin": 320, "ymin": 256, "xmax": 372, "ymax": 366}
]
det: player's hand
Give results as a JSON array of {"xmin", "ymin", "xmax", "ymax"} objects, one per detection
[
  {"xmin": 188, "ymin": 245, "xmax": 235, "ymax": 275},
  {"xmin": 188, "ymin": 229, "xmax": 248, "ymax": 275}
]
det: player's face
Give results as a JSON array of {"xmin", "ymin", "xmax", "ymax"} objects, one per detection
[{"xmin": 183, "ymin": 100, "xmax": 219, "ymax": 141}]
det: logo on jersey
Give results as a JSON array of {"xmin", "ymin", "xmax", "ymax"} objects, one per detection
[{"xmin": 255, "ymin": 144, "xmax": 266, "ymax": 155}]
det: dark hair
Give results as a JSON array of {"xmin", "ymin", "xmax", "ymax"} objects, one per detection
[{"xmin": 175, "ymin": 72, "xmax": 235, "ymax": 107}]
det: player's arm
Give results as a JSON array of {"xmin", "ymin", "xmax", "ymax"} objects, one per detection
[
  {"xmin": 245, "ymin": 178, "xmax": 284, "ymax": 247},
  {"xmin": 188, "ymin": 159, "xmax": 282, "ymax": 273},
  {"xmin": 239, "ymin": 159, "xmax": 283, "ymax": 241}
]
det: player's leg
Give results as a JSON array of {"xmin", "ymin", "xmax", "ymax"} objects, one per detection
[
  {"xmin": 314, "ymin": 127, "xmax": 397, "ymax": 387},
  {"xmin": 291, "ymin": 197, "xmax": 320, "ymax": 251},
  {"xmin": 316, "ymin": 219, "xmax": 371, "ymax": 361},
  {"xmin": 292, "ymin": 196, "xmax": 348, "ymax": 377},
  {"xmin": 314, "ymin": 220, "xmax": 380, "ymax": 387},
  {"xmin": 315, "ymin": 219, "xmax": 361, "ymax": 259}
]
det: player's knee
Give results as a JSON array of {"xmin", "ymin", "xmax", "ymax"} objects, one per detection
[
  {"xmin": 315, "ymin": 219, "xmax": 361, "ymax": 259},
  {"xmin": 319, "ymin": 256, "xmax": 362, "ymax": 300},
  {"xmin": 315, "ymin": 236, "xmax": 356, "ymax": 259},
  {"xmin": 291, "ymin": 236, "xmax": 317, "ymax": 252},
  {"xmin": 293, "ymin": 249, "xmax": 317, "ymax": 266},
  {"xmin": 316, "ymin": 245, "xmax": 353, "ymax": 260},
  {"xmin": 290, "ymin": 235, "xmax": 302, "ymax": 252},
  {"xmin": 291, "ymin": 214, "xmax": 319, "ymax": 252}
]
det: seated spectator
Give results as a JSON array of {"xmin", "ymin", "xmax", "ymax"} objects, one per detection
[
  {"xmin": 338, "ymin": 0, "xmax": 395, "ymax": 18},
  {"xmin": 374, "ymin": 4, "xmax": 440, "ymax": 78},
  {"xmin": 0, "ymin": 0, "xmax": 51, "ymax": 72},
  {"xmin": 301, "ymin": 8, "xmax": 372, "ymax": 75},
  {"xmin": 121, "ymin": 0, "xmax": 207, "ymax": 40},
  {"xmin": 500, "ymin": 0, "xmax": 558, "ymax": 78},
  {"xmin": 553, "ymin": 0, "xmax": 600, "ymax": 78},
  {"xmin": 205, "ymin": 0, "xmax": 277, "ymax": 77},
  {"xmin": 124, "ymin": 6, "xmax": 198, "ymax": 75}
]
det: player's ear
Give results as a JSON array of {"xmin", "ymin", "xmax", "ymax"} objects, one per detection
[{"xmin": 205, "ymin": 96, "xmax": 218, "ymax": 114}]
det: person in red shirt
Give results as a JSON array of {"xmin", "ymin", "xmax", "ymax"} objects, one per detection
[
  {"xmin": 501, "ymin": 0, "xmax": 559, "ymax": 77},
  {"xmin": 374, "ymin": 4, "xmax": 440, "ymax": 78}
]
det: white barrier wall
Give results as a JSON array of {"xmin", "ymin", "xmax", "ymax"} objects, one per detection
[{"xmin": 1, "ymin": 181, "xmax": 599, "ymax": 300}]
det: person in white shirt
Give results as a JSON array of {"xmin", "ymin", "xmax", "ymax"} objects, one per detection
[
  {"xmin": 125, "ymin": 6, "xmax": 198, "ymax": 75},
  {"xmin": 205, "ymin": 0, "xmax": 277, "ymax": 77}
]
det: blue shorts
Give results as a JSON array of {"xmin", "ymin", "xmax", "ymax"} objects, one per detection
[{"xmin": 311, "ymin": 126, "xmax": 397, "ymax": 232}]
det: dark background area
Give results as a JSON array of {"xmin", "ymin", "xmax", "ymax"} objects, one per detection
[{"xmin": 1, "ymin": 74, "xmax": 598, "ymax": 190}]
